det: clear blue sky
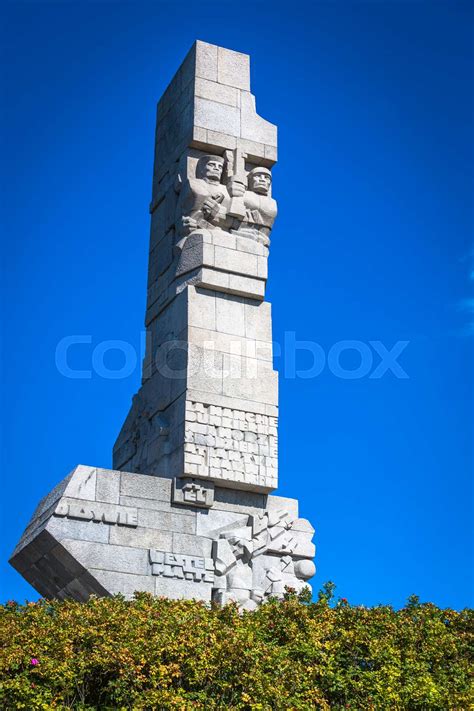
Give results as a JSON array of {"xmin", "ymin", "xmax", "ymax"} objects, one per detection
[{"xmin": 1, "ymin": 0, "xmax": 473, "ymax": 609}]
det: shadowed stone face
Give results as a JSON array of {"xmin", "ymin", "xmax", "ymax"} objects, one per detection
[{"xmin": 196, "ymin": 155, "xmax": 224, "ymax": 183}]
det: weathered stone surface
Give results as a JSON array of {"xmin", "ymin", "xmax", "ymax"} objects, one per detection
[
  {"xmin": 96, "ymin": 469, "xmax": 121, "ymax": 504},
  {"xmin": 120, "ymin": 473, "xmax": 172, "ymax": 501},
  {"xmin": 47, "ymin": 516, "xmax": 110, "ymax": 544},
  {"xmin": 109, "ymin": 526, "xmax": 173, "ymax": 551},
  {"xmin": 154, "ymin": 576, "xmax": 213, "ymax": 602},
  {"xmin": 94, "ymin": 570, "xmax": 155, "ymax": 598}
]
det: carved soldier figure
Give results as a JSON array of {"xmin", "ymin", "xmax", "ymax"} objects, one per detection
[
  {"xmin": 176, "ymin": 154, "xmax": 232, "ymax": 237},
  {"xmin": 232, "ymin": 166, "xmax": 277, "ymax": 245}
]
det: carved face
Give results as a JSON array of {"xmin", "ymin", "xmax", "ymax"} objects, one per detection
[
  {"xmin": 249, "ymin": 170, "xmax": 271, "ymax": 195},
  {"xmin": 204, "ymin": 158, "xmax": 224, "ymax": 182}
]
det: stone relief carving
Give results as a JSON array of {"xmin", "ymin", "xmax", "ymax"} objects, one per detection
[
  {"xmin": 211, "ymin": 508, "xmax": 316, "ymax": 611},
  {"xmin": 237, "ymin": 166, "xmax": 277, "ymax": 246},
  {"xmin": 176, "ymin": 155, "xmax": 231, "ymax": 238},
  {"xmin": 175, "ymin": 152, "xmax": 277, "ymax": 249},
  {"xmin": 184, "ymin": 401, "xmax": 278, "ymax": 489},
  {"xmin": 172, "ymin": 477, "xmax": 215, "ymax": 508},
  {"xmin": 149, "ymin": 550, "xmax": 215, "ymax": 583},
  {"xmin": 54, "ymin": 502, "xmax": 138, "ymax": 528},
  {"xmin": 113, "ymin": 391, "xmax": 170, "ymax": 474}
]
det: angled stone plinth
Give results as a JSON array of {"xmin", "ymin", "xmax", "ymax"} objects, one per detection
[{"xmin": 10, "ymin": 466, "xmax": 315, "ymax": 606}]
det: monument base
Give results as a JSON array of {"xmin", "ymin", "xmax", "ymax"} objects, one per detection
[{"xmin": 10, "ymin": 466, "xmax": 316, "ymax": 608}]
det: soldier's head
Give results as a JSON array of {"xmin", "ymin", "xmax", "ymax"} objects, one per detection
[
  {"xmin": 196, "ymin": 154, "xmax": 224, "ymax": 183},
  {"xmin": 248, "ymin": 166, "xmax": 272, "ymax": 195}
]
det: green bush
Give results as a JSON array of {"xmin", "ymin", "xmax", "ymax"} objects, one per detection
[{"xmin": 0, "ymin": 584, "xmax": 472, "ymax": 710}]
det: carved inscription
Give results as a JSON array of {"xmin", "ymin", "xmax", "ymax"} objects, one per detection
[
  {"xmin": 184, "ymin": 401, "xmax": 278, "ymax": 489},
  {"xmin": 53, "ymin": 502, "xmax": 138, "ymax": 528},
  {"xmin": 149, "ymin": 550, "xmax": 215, "ymax": 583},
  {"xmin": 172, "ymin": 477, "xmax": 215, "ymax": 508}
]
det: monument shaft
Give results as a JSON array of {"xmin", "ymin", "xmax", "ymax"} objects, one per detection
[{"xmin": 113, "ymin": 41, "xmax": 279, "ymax": 493}]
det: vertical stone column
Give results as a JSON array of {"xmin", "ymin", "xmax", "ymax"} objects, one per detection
[{"xmin": 113, "ymin": 41, "xmax": 280, "ymax": 494}]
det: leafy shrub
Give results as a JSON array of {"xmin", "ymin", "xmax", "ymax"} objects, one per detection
[{"xmin": 0, "ymin": 584, "xmax": 472, "ymax": 710}]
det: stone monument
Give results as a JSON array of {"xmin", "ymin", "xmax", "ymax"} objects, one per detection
[{"xmin": 10, "ymin": 41, "xmax": 316, "ymax": 610}]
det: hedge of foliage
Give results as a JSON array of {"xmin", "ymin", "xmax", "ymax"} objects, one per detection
[{"xmin": 0, "ymin": 583, "xmax": 472, "ymax": 710}]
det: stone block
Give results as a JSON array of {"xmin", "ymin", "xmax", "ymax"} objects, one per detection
[
  {"xmin": 188, "ymin": 287, "xmax": 216, "ymax": 330},
  {"xmin": 195, "ymin": 97, "xmax": 240, "ymax": 137},
  {"xmin": 109, "ymin": 525, "xmax": 173, "ymax": 551},
  {"xmin": 10, "ymin": 529, "xmax": 56, "ymax": 571},
  {"xmin": 120, "ymin": 472, "xmax": 172, "ymax": 502},
  {"xmin": 119, "ymin": 495, "xmax": 194, "ymax": 516},
  {"xmin": 222, "ymin": 353, "xmax": 278, "ymax": 406},
  {"xmin": 235, "ymin": 236, "xmax": 267, "ymax": 256},
  {"xmin": 196, "ymin": 509, "xmax": 249, "ymax": 539},
  {"xmin": 195, "ymin": 77, "xmax": 239, "ymax": 106},
  {"xmin": 53, "ymin": 497, "xmax": 138, "ymax": 528},
  {"xmin": 96, "ymin": 469, "xmax": 121, "ymax": 504},
  {"xmin": 264, "ymin": 144, "xmax": 278, "ymax": 162},
  {"xmin": 212, "ymin": 231, "xmax": 236, "ymax": 250},
  {"xmin": 57, "ymin": 575, "xmax": 95, "ymax": 602},
  {"xmin": 64, "ymin": 465, "xmax": 97, "ymax": 500},
  {"xmin": 194, "ymin": 40, "xmax": 218, "ymax": 82},
  {"xmin": 214, "ymin": 246, "xmax": 259, "ymax": 277},
  {"xmin": 188, "ymin": 326, "xmax": 272, "ymax": 363},
  {"xmin": 185, "ymin": 389, "xmax": 276, "ymax": 418},
  {"xmin": 239, "ymin": 137, "xmax": 266, "ymax": 161},
  {"xmin": 206, "ymin": 129, "xmax": 237, "ymax": 151},
  {"xmin": 240, "ymin": 91, "xmax": 277, "ymax": 146},
  {"xmin": 176, "ymin": 238, "xmax": 214, "ymax": 277},
  {"xmin": 154, "ymin": 576, "xmax": 212, "ymax": 602},
  {"xmin": 50, "ymin": 543, "xmax": 85, "ymax": 579},
  {"xmin": 173, "ymin": 477, "xmax": 214, "ymax": 508},
  {"xmin": 191, "ymin": 125, "xmax": 208, "ymax": 149},
  {"xmin": 217, "ymin": 46, "xmax": 250, "ymax": 90},
  {"xmin": 257, "ymin": 256, "xmax": 268, "ymax": 279},
  {"xmin": 244, "ymin": 301, "xmax": 273, "ymax": 342},
  {"xmin": 187, "ymin": 346, "xmax": 224, "ymax": 396},
  {"xmin": 213, "ymin": 538, "xmax": 235, "ymax": 575},
  {"xmin": 137, "ymin": 508, "xmax": 196, "ymax": 535},
  {"xmin": 64, "ymin": 540, "xmax": 150, "ymax": 576},
  {"xmin": 213, "ymin": 486, "xmax": 266, "ymax": 515},
  {"xmin": 266, "ymin": 495, "xmax": 299, "ymax": 519},
  {"xmin": 215, "ymin": 294, "xmax": 245, "ymax": 337},
  {"xmin": 172, "ymin": 532, "xmax": 213, "ymax": 557},
  {"xmin": 196, "ymin": 267, "xmax": 230, "ymax": 292},
  {"xmin": 228, "ymin": 274, "xmax": 265, "ymax": 300},
  {"xmin": 93, "ymin": 570, "xmax": 155, "ymax": 598},
  {"xmin": 47, "ymin": 516, "xmax": 110, "ymax": 544},
  {"xmin": 290, "ymin": 518, "xmax": 315, "ymax": 534}
]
